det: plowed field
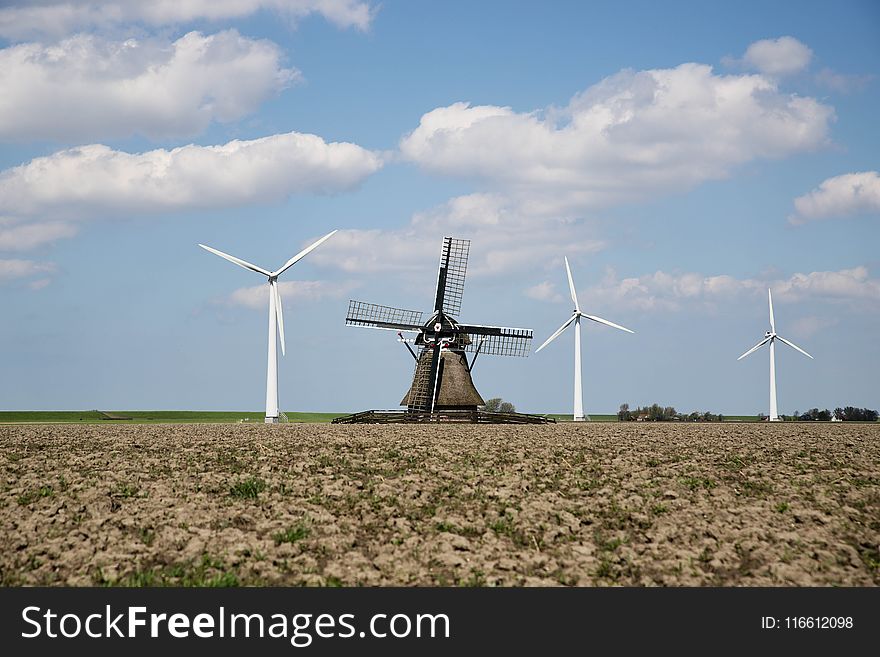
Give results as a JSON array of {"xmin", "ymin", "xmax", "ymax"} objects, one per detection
[{"xmin": 2, "ymin": 422, "xmax": 877, "ymax": 586}]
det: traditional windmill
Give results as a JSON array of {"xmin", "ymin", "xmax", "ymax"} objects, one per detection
[{"xmin": 336, "ymin": 237, "xmax": 550, "ymax": 423}]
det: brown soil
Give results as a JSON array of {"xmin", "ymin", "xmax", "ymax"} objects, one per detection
[{"xmin": 1, "ymin": 422, "xmax": 877, "ymax": 586}]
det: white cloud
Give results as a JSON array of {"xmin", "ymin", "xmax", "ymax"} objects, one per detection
[
  {"xmin": 789, "ymin": 315, "xmax": 838, "ymax": 339},
  {"xmin": 772, "ymin": 266, "xmax": 880, "ymax": 303},
  {"xmin": 814, "ymin": 67, "xmax": 873, "ymax": 94},
  {"xmin": 400, "ymin": 63, "xmax": 833, "ymax": 214},
  {"xmin": 584, "ymin": 266, "xmax": 880, "ymax": 311},
  {"xmin": 0, "ymin": 30, "xmax": 298, "ymax": 141},
  {"xmin": 0, "ymin": 221, "xmax": 78, "ymax": 251},
  {"xmin": 227, "ymin": 279, "xmax": 360, "ymax": 309},
  {"xmin": 585, "ymin": 269, "xmax": 746, "ymax": 311},
  {"xmin": 311, "ymin": 193, "xmax": 606, "ymax": 276},
  {"xmin": 524, "ymin": 281, "xmax": 563, "ymax": 303},
  {"xmin": 0, "ymin": 131, "xmax": 382, "ymax": 251},
  {"xmin": 0, "ymin": 258, "xmax": 56, "ymax": 283},
  {"xmin": 789, "ymin": 171, "xmax": 880, "ymax": 224},
  {"xmin": 737, "ymin": 36, "xmax": 813, "ymax": 76},
  {"xmin": 0, "ymin": 1, "xmax": 376, "ymax": 40}
]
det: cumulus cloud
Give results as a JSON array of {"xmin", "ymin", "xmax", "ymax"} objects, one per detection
[
  {"xmin": 524, "ymin": 281, "xmax": 564, "ymax": 303},
  {"xmin": 0, "ymin": 30, "xmax": 298, "ymax": 141},
  {"xmin": 0, "ymin": 0, "xmax": 376, "ymax": 40},
  {"xmin": 310, "ymin": 193, "xmax": 605, "ymax": 277},
  {"xmin": 0, "ymin": 258, "xmax": 56, "ymax": 284},
  {"xmin": 0, "ymin": 221, "xmax": 78, "ymax": 251},
  {"xmin": 772, "ymin": 266, "xmax": 880, "ymax": 303},
  {"xmin": 227, "ymin": 279, "xmax": 360, "ymax": 309},
  {"xmin": 400, "ymin": 64, "xmax": 834, "ymax": 214},
  {"xmin": 789, "ymin": 171, "xmax": 880, "ymax": 224},
  {"xmin": 584, "ymin": 266, "xmax": 880, "ymax": 311},
  {"xmin": 0, "ymin": 131, "xmax": 381, "ymax": 251},
  {"xmin": 738, "ymin": 36, "xmax": 813, "ymax": 76},
  {"xmin": 584, "ymin": 269, "xmax": 746, "ymax": 312},
  {"xmin": 0, "ymin": 131, "xmax": 381, "ymax": 252},
  {"xmin": 814, "ymin": 67, "xmax": 873, "ymax": 94},
  {"xmin": 789, "ymin": 315, "xmax": 838, "ymax": 339}
]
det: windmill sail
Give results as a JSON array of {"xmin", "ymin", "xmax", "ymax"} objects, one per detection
[
  {"xmin": 459, "ymin": 324, "xmax": 533, "ymax": 357},
  {"xmin": 345, "ymin": 300, "xmax": 424, "ymax": 331},
  {"xmin": 433, "ymin": 237, "xmax": 469, "ymax": 317}
]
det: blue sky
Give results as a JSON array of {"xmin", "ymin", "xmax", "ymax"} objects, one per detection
[{"xmin": 1, "ymin": 0, "xmax": 878, "ymax": 415}]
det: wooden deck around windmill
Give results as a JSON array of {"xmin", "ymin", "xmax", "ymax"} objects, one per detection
[{"xmin": 331, "ymin": 409, "xmax": 556, "ymax": 424}]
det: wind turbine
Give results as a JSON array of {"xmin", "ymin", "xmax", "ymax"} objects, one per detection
[
  {"xmin": 535, "ymin": 257, "xmax": 634, "ymax": 421},
  {"xmin": 737, "ymin": 288, "xmax": 813, "ymax": 422},
  {"xmin": 199, "ymin": 230, "xmax": 337, "ymax": 423}
]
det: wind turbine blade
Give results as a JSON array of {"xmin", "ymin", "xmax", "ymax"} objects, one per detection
[
  {"xmin": 777, "ymin": 335, "xmax": 813, "ymax": 359},
  {"xmin": 580, "ymin": 313, "xmax": 634, "ymax": 334},
  {"xmin": 564, "ymin": 256, "xmax": 580, "ymax": 312},
  {"xmin": 737, "ymin": 336, "xmax": 771, "ymax": 360},
  {"xmin": 198, "ymin": 244, "xmax": 271, "ymax": 277},
  {"xmin": 273, "ymin": 281, "xmax": 285, "ymax": 357},
  {"xmin": 768, "ymin": 288, "xmax": 776, "ymax": 333},
  {"xmin": 272, "ymin": 229, "xmax": 338, "ymax": 278},
  {"xmin": 535, "ymin": 314, "xmax": 577, "ymax": 352}
]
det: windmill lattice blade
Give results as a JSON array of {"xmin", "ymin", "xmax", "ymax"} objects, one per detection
[
  {"xmin": 345, "ymin": 300, "xmax": 424, "ymax": 331},
  {"xmin": 198, "ymin": 244, "xmax": 271, "ymax": 277},
  {"xmin": 459, "ymin": 324, "xmax": 533, "ymax": 357},
  {"xmin": 581, "ymin": 313, "xmax": 634, "ymax": 334},
  {"xmin": 737, "ymin": 336, "xmax": 771, "ymax": 360},
  {"xmin": 272, "ymin": 230, "xmax": 338, "ymax": 278},
  {"xmin": 273, "ymin": 281, "xmax": 285, "ymax": 357},
  {"xmin": 535, "ymin": 314, "xmax": 577, "ymax": 353},
  {"xmin": 564, "ymin": 257, "xmax": 580, "ymax": 312},
  {"xmin": 432, "ymin": 237, "xmax": 470, "ymax": 317},
  {"xmin": 768, "ymin": 288, "xmax": 776, "ymax": 333},
  {"xmin": 776, "ymin": 335, "xmax": 813, "ymax": 359}
]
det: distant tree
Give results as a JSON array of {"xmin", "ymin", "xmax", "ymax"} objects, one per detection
[
  {"xmin": 836, "ymin": 406, "xmax": 879, "ymax": 421},
  {"xmin": 483, "ymin": 398, "xmax": 516, "ymax": 413},
  {"xmin": 834, "ymin": 407, "xmax": 845, "ymax": 421},
  {"xmin": 483, "ymin": 398, "xmax": 502, "ymax": 412},
  {"xmin": 619, "ymin": 403, "xmax": 724, "ymax": 422}
]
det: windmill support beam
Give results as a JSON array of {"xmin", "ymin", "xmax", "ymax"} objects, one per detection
[
  {"xmin": 399, "ymin": 333, "xmax": 419, "ymax": 362},
  {"xmin": 468, "ymin": 338, "xmax": 485, "ymax": 372}
]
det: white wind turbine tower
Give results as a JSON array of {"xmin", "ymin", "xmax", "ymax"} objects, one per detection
[
  {"xmin": 535, "ymin": 257, "xmax": 634, "ymax": 421},
  {"xmin": 737, "ymin": 289, "xmax": 813, "ymax": 422},
  {"xmin": 199, "ymin": 230, "xmax": 337, "ymax": 423}
]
